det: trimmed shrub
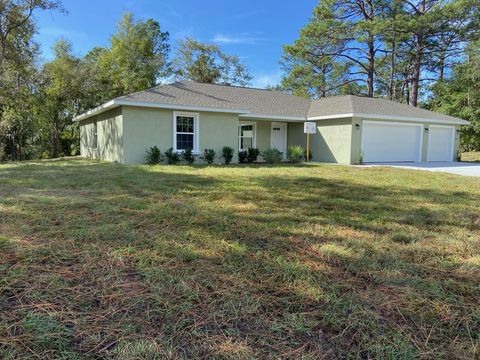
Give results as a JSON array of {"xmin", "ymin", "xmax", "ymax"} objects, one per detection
[
  {"xmin": 222, "ymin": 146, "xmax": 235, "ymax": 165},
  {"xmin": 239, "ymin": 150, "xmax": 248, "ymax": 164},
  {"xmin": 182, "ymin": 148, "xmax": 195, "ymax": 164},
  {"xmin": 287, "ymin": 146, "xmax": 304, "ymax": 164},
  {"xmin": 165, "ymin": 148, "xmax": 180, "ymax": 165},
  {"xmin": 262, "ymin": 148, "xmax": 283, "ymax": 163},
  {"xmin": 201, "ymin": 149, "xmax": 216, "ymax": 164},
  {"xmin": 247, "ymin": 148, "xmax": 260, "ymax": 163},
  {"xmin": 145, "ymin": 146, "xmax": 163, "ymax": 165}
]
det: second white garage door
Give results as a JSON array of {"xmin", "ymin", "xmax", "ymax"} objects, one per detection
[
  {"xmin": 361, "ymin": 121, "xmax": 423, "ymax": 163},
  {"xmin": 427, "ymin": 125, "xmax": 455, "ymax": 162}
]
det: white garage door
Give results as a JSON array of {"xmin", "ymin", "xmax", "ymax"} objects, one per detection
[
  {"xmin": 427, "ymin": 125, "xmax": 455, "ymax": 162},
  {"xmin": 361, "ymin": 121, "xmax": 423, "ymax": 163}
]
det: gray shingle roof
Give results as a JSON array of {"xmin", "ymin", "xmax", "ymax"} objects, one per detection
[
  {"xmin": 77, "ymin": 81, "xmax": 468, "ymax": 124},
  {"xmin": 308, "ymin": 95, "xmax": 467, "ymax": 123},
  {"xmin": 116, "ymin": 81, "xmax": 311, "ymax": 118}
]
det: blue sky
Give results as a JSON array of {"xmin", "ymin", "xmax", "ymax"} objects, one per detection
[{"xmin": 34, "ymin": 0, "xmax": 318, "ymax": 88}]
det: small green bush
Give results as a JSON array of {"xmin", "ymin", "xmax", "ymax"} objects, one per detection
[
  {"xmin": 287, "ymin": 146, "xmax": 305, "ymax": 163},
  {"xmin": 222, "ymin": 146, "xmax": 235, "ymax": 165},
  {"xmin": 201, "ymin": 149, "xmax": 216, "ymax": 164},
  {"xmin": 247, "ymin": 148, "xmax": 260, "ymax": 163},
  {"xmin": 165, "ymin": 148, "xmax": 180, "ymax": 165},
  {"xmin": 239, "ymin": 150, "xmax": 248, "ymax": 164},
  {"xmin": 262, "ymin": 148, "xmax": 283, "ymax": 163},
  {"xmin": 145, "ymin": 146, "xmax": 163, "ymax": 165},
  {"xmin": 182, "ymin": 148, "xmax": 195, "ymax": 164},
  {"xmin": 239, "ymin": 148, "xmax": 259, "ymax": 163}
]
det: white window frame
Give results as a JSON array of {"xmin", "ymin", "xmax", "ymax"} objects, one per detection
[
  {"xmin": 238, "ymin": 121, "xmax": 256, "ymax": 151},
  {"xmin": 173, "ymin": 111, "xmax": 200, "ymax": 153}
]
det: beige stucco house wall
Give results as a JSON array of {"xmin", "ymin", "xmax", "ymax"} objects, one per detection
[
  {"xmin": 79, "ymin": 107, "xmax": 124, "ymax": 162},
  {"xmin": 80, "ymin": 106, "xmax": 241, "ymax": 164},
  {"xmin": 79, "ymin": 108, "xmax": 462, "ymax": 165}
]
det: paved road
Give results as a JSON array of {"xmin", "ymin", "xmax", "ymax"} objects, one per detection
[{"xmin": 364, "ymin": 162, "xmax": 480, "ymax": 177}]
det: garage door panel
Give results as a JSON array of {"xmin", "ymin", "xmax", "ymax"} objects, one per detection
[
  {"xmin": 427, "ymin": 126, "xmax": 454, "ymax": 162},
  {"xmin": 362, "ymin": 121, "xmax": 422, "ymax": 163}
]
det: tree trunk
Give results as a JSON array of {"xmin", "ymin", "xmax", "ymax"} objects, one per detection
[
  {"xmin": 389, "ymin": 41, "xmax": 396, "ymax": 100},
  {"xmin": 367, "ymin": 33, "xmax": 375, "ymax": 97},
  {"xmin": 0, "ymin": 34, "xmax": 5, "ymax": 99},
  {"xmin": 438, "ymin": 52, "xmax": 445, "ymax": 82},
  {"xmin": 409, "ymin": 39, "xmax": 422, "ymax": 107},
  {"xmin": 408, "ymin": 0, "xmax": 426, "ymax": 107}
]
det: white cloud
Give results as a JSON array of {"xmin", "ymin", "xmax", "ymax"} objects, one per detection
[
  {"xmin": 212, "ymin": 33, "xmax": 265, "ymax": 45},
  {"xmin": 251, "ymin": 70, "xmax": 283, "ymax": 89}
]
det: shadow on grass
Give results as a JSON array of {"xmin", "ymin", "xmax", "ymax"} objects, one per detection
[{"xmin": 0, "ymin": 160, "xmax": 479, "ymax": 359}]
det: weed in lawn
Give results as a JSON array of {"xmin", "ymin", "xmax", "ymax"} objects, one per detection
[
  {"xmin": 391, "ymin": 232, "xmax": 419, "ymax": 244},
  {"xmin": 21, "ymin": 312, "xmax": 74, "ymax": 352}
]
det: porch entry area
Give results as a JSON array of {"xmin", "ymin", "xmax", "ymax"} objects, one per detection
[
  {"xmin": 238, "ymin": 120, "xmax": 289, "ymax": 156},
  {"xmin": 271, "ymin": 122, "xmax": 287, "ymax": 156}
]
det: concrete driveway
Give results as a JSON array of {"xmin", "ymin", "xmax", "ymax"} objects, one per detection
[{"xmin": 365, "ymin": 162, "xmax": 480, "ymax": 177}]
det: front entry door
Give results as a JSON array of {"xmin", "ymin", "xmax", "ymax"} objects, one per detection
[{"xmin": 271, "ymin": 122, "xmax": 287, "ymax": 157}]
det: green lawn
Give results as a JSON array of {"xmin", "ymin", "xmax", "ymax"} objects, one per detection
[{"xmin": 0, "ymin": 159, "xmax": 479, "ymax": 359}]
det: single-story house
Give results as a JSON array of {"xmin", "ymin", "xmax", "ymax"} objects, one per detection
[{"xmin": 74, "ymin": 81, "xmax": 469, "ymax": 164}]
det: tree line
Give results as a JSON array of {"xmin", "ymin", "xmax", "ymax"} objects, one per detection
[
  {"xmin": 0, "ymin": 1, "xmax": 253, "ymax": 160},
  {"xmin": 281, "ymin": 0, "xmax": 478, "ymax": 104},
  {"xmin": 1, "ymin": 0, "xmax": 479, "ymax": 160},
  {"xmin": 280, "ymin": 0, "xmax": 479, "ymax": 150}
]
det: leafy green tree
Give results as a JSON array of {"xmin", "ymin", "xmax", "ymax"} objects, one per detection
[
  {"xmin": 36, "ymin": 39, "xmax": 86, "ymax": 157},
  {"xmin": 281, "ymin": 0, "xmax": 387, "ymax": 98},
  {"xmin": 0, "ymin": 0, "xmax": 63, "ymax": 77},
  {"xmin": 84, "ymin": 13, "xmax": 171, "ymax": 102},
  {"xmin": 395, "ymin": 0, "xmax": 478, "ymax": 106},
  {"xmin": 174, "ymin": 38, "xmax": 252, "ymax": 86},
  {"xmin": 428, "ymin": 41, "xmax": 480, "ymax": 151},
  {"xmin": 282, "ymin": 0, "xmax": 478, "ymax": 105},
  {"xmin": 0, "ymin": 74, "xmax": 38, "ymax": 159},
  {"xmin": 81, "ymin": 46, "xmax": 112, "ymax": 109},
  {"xmin": 0, "ymin": 0, "xmax": 62, "ymax": 160}
]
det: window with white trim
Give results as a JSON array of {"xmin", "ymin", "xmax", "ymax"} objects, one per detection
[
  {"xmin": 238, "ymin": 122, "xmax": 256, "ymax": 151},
  {"xmin": 173, "ymin": 112, "xmax": 199, "ymax": 152}
]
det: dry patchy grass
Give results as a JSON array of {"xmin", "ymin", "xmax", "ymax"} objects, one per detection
[
  {"xmin": 461, "ymin": 152, "xmax": 480, "ymax": 162},
  {"xmin": 0, "ymin": 158, "xmax": 479, "ymax": 359}
]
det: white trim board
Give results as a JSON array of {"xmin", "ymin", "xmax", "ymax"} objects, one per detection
[
  {"xmin": 239, "ymin": 114, "xmax": 306, "ymax": 121},
  {"xmin": 308, "ymin": 112, "xmax": 468, "ymax": 125}
]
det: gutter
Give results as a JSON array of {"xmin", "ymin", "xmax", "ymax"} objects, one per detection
[{"xmin": 306, "ymin": 112, "xmax": 469, "ymax": 125}]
